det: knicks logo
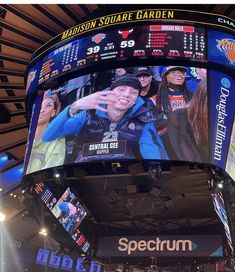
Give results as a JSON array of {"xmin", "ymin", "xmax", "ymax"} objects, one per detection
[
  {"xmin": 92, "ymin": 33, "xmax": 106, "ymax": 44},
  {"xmin": 216, "ymin": 38, "xmax": 235, "ymax": 65}
]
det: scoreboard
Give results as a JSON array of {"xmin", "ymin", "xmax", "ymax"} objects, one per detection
[{"xmin": 38, "ymin": 24, "xmax": 206, "ymax": 85}]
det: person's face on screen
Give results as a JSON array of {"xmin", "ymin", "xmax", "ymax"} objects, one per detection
[
  {"xmin": 38, "ymin": 97, "xmax": 56, "ymax": 126},
  {"xmin": 137, "ymin": 74, "xmax": 152, "ymax": 88},
  {"xmin": 166, "ymin": 70, "xmax": 186, "ymax": 86},
  {"xmin": 110, "ymin": 85, "xmax": 139, "ymax": 111}
]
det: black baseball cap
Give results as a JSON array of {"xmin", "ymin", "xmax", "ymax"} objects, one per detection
[
  {"xmin": 134, "ymin": 67, "xmax": 153, "ymax": 77},
  {"xmin": 111, "ymin": 74, "xmax": 142, "ymax": 93}
]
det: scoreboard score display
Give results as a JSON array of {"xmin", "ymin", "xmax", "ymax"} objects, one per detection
[{"xmin": 38, "ymin": 24, "xmax": 206, "ymax": 85}]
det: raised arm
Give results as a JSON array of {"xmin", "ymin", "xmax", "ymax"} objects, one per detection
[
  {"xmin": 42, "ymin": 107, "xmax": 87, "ymax": 142},
  {"xmin": 42, "ymin": 91, "xmax": 115, "ymax": 142}
]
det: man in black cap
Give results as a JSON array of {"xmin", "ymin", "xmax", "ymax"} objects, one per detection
[
  {"xmin": 134, "ymin": 66, "xmax": 159, "ymax": 102},
  {"xmin": 42, "ymin": 74, "xmax": 168, "ymax": 162}
]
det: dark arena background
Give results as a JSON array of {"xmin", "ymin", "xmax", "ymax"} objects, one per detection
[{"xmin": 0, "ymin": 4, "xmax": 235, "ymax": 272}]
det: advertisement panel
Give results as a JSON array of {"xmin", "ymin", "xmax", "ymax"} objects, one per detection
[
  {"xmin": 96, "ymin": 235, "xmax": 223, "ymax": 257},
  {"xmin": 208, "ymin": 30, "xmax": 235, "ymax": 68},
  {"xmin": 210, "ymin": 70, "xmax": 235, "ymax": 170},
  {"xmin": 25, "ymin": 65, "xmax": 209, "ymax": 174}
]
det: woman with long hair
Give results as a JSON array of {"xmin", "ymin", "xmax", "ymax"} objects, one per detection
[
  {"xmin": 187, "ymin": 79, "xmax": 209, "ymax": 161},
  {"xmin": 150, "ymin": 66, "xmax": 202, "ymax": 162},
  {"xmin": 26, "ymin": 93, "xmax": 65, "ymax": 174}
]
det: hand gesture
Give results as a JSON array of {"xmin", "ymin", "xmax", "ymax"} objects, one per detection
[{"xmin": 70, "ymin": 91, "xmax": 116, "ymax": 114}]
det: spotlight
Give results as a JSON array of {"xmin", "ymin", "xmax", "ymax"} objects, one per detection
[
  {"xmin": 217, "ymin": 181, "xmax": 224, "ymax": 189},
  {"xmin": 0, "ymin": 212, "xmax": 6, "ymax": 222},
  {"xmin": 112, "ymin": 162, "xmax": 122, "ymax": 172},
  {"xmin": 208, "ymin": 175, "xmax": 224, "ymax": 192},
  {"xmin": 54, "ymin": 173, "xmax": 60, "ymax": 179},
  {"xmin": 39, "ymin": 228, "xmax": 48, "ymax": 236},
  {"xmin": 148, "ymin": 163, "xmax": 161, "ymax": 180}
]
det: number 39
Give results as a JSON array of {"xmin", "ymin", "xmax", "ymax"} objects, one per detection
[{"xmin": 87, "ymin": 46, "xmax": 100, "ymax": 55}]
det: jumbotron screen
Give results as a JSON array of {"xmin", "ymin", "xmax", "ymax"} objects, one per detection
[
  {"xmin": 25, "ymin": 65, "xmax": 210, "ymax": 174},
  {"xmin": 24, "ymin": 11, "xmax": 235, "ymax": 182}
]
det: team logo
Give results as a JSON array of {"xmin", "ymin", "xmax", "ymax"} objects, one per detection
[
  {"xmin": 92, "ymin": 33, "xmax": 106, "ymax": 44},
  {"xmin": 216, "ymin": 38, "xmax": 235, "ymax": 65},
  {"xmin": 118, "ymin": 29, "xmax": 133, "ymax": 39}
]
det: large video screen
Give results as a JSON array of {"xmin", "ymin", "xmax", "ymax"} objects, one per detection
[
  {"xmin": 25, "ymin": 65, "xmax": 209, "ymax": 174},
  {"xmin": 51, "ymin": 187, "xmax": 87, "ymax": 235},
  {"xmin": 37, "ymin": 24, "xmax": 205, "ymax": 86},
  {"xmin": 211, "ymin": 192, "xmax": 234, "ymax": 251},
  {"xmin": 34, "ymin": 182, "xmax": 90, "ymax": 253}
]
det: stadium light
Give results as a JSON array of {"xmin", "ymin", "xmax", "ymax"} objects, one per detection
[{"xmin": 0, "ymin": 212, "xmax": 6, "ymax": 222}]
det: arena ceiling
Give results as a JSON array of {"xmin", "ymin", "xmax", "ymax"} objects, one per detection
[{"xmin": 0, "ymin": 4, "xmax": 234, "ymax": 251}]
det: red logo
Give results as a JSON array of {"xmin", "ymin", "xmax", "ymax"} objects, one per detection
[{"xmin": 118, "ymin": 29, "xmax": 133, "ymax": 39}]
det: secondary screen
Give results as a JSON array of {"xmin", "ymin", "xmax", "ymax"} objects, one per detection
[
  {"xmin": 211, "ymin": 192, "xmax": 234, "ymax": 251},
  {"xmin": 51, "ymin": 187, "xmax": 87, "ymax": 234},
  {"xmin": 26, "ymin": 65, "xmax": 208, "ymax": 174},
  {"xmin": 34, "ymin": 182, "xmax": 90, "ymax": 253}
]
